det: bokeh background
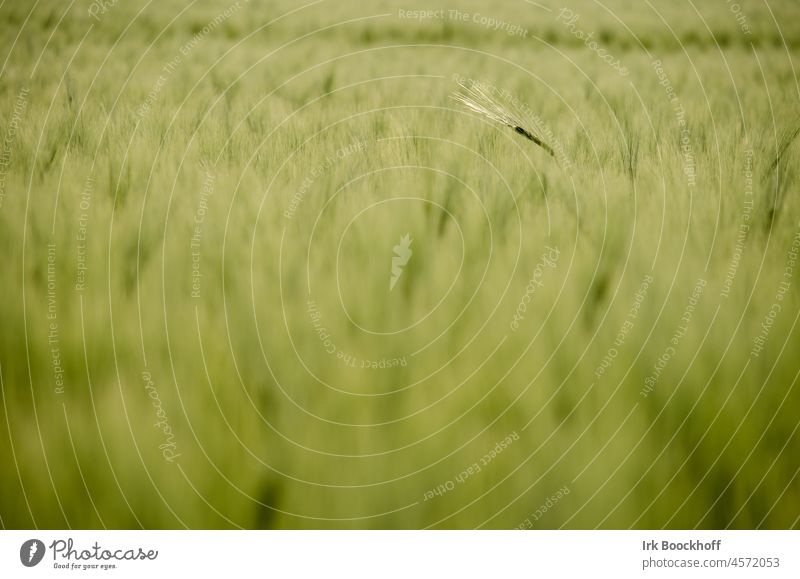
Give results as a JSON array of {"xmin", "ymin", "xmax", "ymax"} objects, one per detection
[{"xmin": 1, "ymin": 0, "xmax": 799, "ymax": 528}]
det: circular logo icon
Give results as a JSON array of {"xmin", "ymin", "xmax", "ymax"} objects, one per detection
[{"xmin": 20, "ymin": 539, "xmax": 46, "ymax": 567}]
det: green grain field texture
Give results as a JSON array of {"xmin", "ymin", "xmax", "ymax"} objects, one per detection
[{"xmin": 1, "ymin": 0, "xmax": 799, "ymax": 529}]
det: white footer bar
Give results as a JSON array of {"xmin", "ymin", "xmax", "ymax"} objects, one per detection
[{"xmin": 1, "ymin": 531, "xmax": 798, "ymax": 578}]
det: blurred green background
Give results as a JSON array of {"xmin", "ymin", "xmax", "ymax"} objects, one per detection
[{"xmin": 0, "ymin": 0, "xmax": 799, "ymax": 528}]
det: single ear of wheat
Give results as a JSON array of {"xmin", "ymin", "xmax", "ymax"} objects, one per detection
[{"xmin": 450, "ymin": 81, "xmax": 555, "ymax": 158}]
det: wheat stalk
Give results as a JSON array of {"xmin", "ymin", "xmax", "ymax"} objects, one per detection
[{"xmin": 451, "ymin": 80, "xmax": 555, "ymax": 158}]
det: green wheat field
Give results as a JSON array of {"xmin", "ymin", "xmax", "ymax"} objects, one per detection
[{"xmin": 1, "ymin": 0, "xmax": 799, "ymax": 529}]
